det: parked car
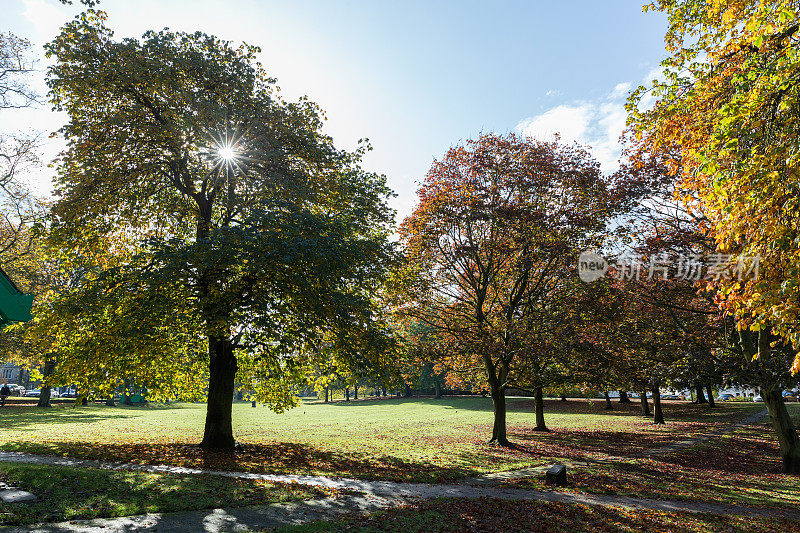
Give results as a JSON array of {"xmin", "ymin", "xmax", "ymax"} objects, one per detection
[
  {"xmin": 753, "ymin": 395, "xmax": 763, "ymax": 402},
  {"xmin": 60, "ymin": 389, "xmax": 77, "ymax": 398},
  {"xmin": 22, "ymin": 388, "xmax": 59, "ymax": 398},
  {"xmin": 7, "ymin": 384, "xmax": 24, "ymax": 396},
  {"xmin": 661, "ymin": 394, "xmax": 680, "ymax": 400},
  {"xmin": 716, "ymin": 393, "xmax": 735, "ymax": 401},
  {"xmin": 782, "ymin": 390, "xmax": 799, "ymax": 402}
]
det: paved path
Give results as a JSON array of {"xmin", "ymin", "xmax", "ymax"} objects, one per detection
[
  {"xmin": 1, "ymin": 407, "xmax": 788, "ymax": 532},
  {"xmin": 3, "ymin": 477, "xmax": 798, "ymax": 533}
]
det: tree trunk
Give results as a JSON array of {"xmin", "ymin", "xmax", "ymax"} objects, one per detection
[
  {"xmin": 105, "ymin": 396, "xmax": 115, "ymax": 407},
  {"xmin": 640, "ymin": 391, "xmax": 650, "ymax": 417},
  {"xmin": 381, "ymin": 386, "xmax": 386, "ymax": 397},
  {"xmin": 534, "ymin": 387, "xmax": 548, "ymax": 431},
  {"xmin": 36, "ymin": 359, "xmax": 56, "ymax": 408},
  {"xmin": 696, "ymin": 383, "xmax": 707, "ymax": 404},
  {"xmin": 404, "ymin": 384, "xmax": 412, "ymax": 397},
  {"xmin": 652, "ymin": 384, "xmax": 664, "ymax": 424},
  {"xmin": 122, "ymin": 378, "xmax": 133, "ymax": 405},
  {"xmin": 345, "ymin": 388, "xmax": 350, "ymax": 401},
  {"xmin": 81, "ymin": 396, "xmax": 88, "ymax": 406},
  {"xmin": 706, "ymin": 385, "xmax": 716, "ymax": 408},
  {"xmin": 604, "ymin": 391, "xmax": 613, "ymax": 410},
  {"xmin": 200, "ymin": 337, "xmax": 237, "ymax": 450},
  {"xmin": 489, "ymin": 384, "xmax": 511, "ymax": 445},
  {"xmin": 763, "ymin": 387, "xmax": 800, "ymax": 473},
  {"xmin": 354, "ymin": 385, "xmax": 358, "ymax": 400},
  {"xmin": 434, "ymin": 381, "xmax": 442, "ymax": 399},
  {"xmin": 560, "ymin": 394, "xmax": 567, "ymax": 402},
  {"xmin": 37, "ymin": 386, "xmax": 51, "ymax": 408},
  {"xmin": 619, "ymin": 390, "xmax": 631, "ymax": 403}
]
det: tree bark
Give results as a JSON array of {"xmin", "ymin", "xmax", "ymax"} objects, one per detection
[
  {"xmin": 354, "ymin": 385, "xmax": 358, "ymax": 400},
  {"xmin": 324, "ymin": 387, "xmax": 329, "ymax": 403},
  {"xmin": 381, "ymin": 386, "xmax": 386, "ymax": 397},
  {"xmin": 640, "ymin": 391, "xmax": 650, "ymax": 417},
  {"xmin": 652, "ymin": 384, "xmax": 664, "ymax": 424},
  {"xmin": 200, "ymin": 337, "xmax": 237, "ymax": 450},
  {"xmin": 706, "ymin": 385, "xmax": 716, "ymax": 408},
  {"xmin": 560, "ymin": 394, "xmax": 567, "ymax": 402},
  {"xmin": 37, "ymin": 386, "xmax": 51, "ymax": 408},
  {"xmin": 404, "ymin": 384, "xmax": 412, "ymax": 397},
  {"xmin": 122, "ymin": 378, "xmax": 133, "ymax": 405},
  {"xmin": 490, "ymin": 384, "xmax": 511, "ymax": 445},
  {"xmin": 105, "ymin": 396, "xmax": 115, "ymax": 407},
  {"xmin": 604, "ymin": 391, "xmax": 613, "ymax": 410},
  {"xmin": 434, "ymin": 381, "xmax": 442, "ymax": 399},
  {"xmin": 619, "ymin": 390, "xmax": 631, "ymax": 403},
  {"xmin": 345, "ymin": 388, "xmax": 350, "ymax": 401},
  {"xmin": 36, "ymin": 359, "xmax": 56, "ymax": 408},
  {"xmin": 696, "ymin": 383, "xmax": 707, "ymax": 404},
  {"xmin": 763, "ymin": 387, "xmax": 800, "ymax": 473},
  {"xmin": 738, "ymin": 328, "xmax": 800, "ymax": 473},
  {"xmin": 534, "ymin": 386, "xmax": 548, "ymax": 431}
]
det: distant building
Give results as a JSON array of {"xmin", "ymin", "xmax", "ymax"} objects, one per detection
[
  {"xmin": 717, "ymin": 385, "xmax": 759, "ymax": 398},
  {"xmin": 0, "ymin": 362, "xmax": 27, "ymax": 385}
]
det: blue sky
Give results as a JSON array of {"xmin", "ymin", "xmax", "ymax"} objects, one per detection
[{"xmin": 2, "ymin": 0, "xmax": 667, "ymax": 222}]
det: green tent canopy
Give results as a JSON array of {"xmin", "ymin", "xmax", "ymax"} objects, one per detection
[{"xmin": 0, "ymin": 266, "xmax": 33, "ymax": 328}]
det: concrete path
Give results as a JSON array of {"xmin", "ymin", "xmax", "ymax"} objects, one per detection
[
  {"xmin": 3, "ymin": 478, "xmax": 799, "ymax": 533},
  {"xmin": 1, "ymin": 495, "xmax": 395, "ymax": 533}
]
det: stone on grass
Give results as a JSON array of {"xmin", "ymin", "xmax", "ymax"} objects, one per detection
[
  {"xmin": 545, "ymin": 464, "xmax": 567, "ymax": 486},
  {"xmin": 0, "ymin": 489, "xmax": 37, "ymax": 503}
]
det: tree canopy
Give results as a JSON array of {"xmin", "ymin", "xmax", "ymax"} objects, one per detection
[{"xmin": 43, "ymin": 10, "xmax": 395, "ymax": 448}]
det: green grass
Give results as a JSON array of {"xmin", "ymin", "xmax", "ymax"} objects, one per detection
[
  {"xmin": 0, "ymin": 397, "xmax": 795, "ymax": 527},
  {"xmin": 0, "ymin": 461, "xmax": 322, "ymax": 525},
  {"xmin": 0, "ymin": 397, "xmax": 766, "ymax": 482},
  {"xmin": 272, "ymin": 498, "xmax": 800, "ymax": 533}
]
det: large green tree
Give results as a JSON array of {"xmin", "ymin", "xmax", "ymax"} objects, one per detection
[{"xmin": 45, "ymin": 11, "xmax": 394, "ymax": 448}]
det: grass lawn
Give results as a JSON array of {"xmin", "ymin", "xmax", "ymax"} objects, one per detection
[
  {"xmin": 0, "ymin": 397, "xmax": 796, "ymax": 527},
  {"xmin": 273, "ymin": 498, "xmax": 800, "ymax": 533},
  {"xmin": 0, "ymin": 461, "xmax": 323, "ymax": 525},
  {"xmin": 0, "ymin": 397, "xmax": 765, "ymax": 482},
  {"xmin": 0, "ymin": 397, "xmax": 769, "ymax": 482}
]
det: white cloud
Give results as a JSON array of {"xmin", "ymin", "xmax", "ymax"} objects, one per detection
[
  {"xmin": 609, "ymin": 82, "xmax": 631, "ymax": 100},
  {"xmin": 514, "ymin": 66, "xmax": 675, "ymax": 174},
  {"xmin": 22, "ymin": 0, "xmax": 69, "ymax": 42},
  {"xmin": 515, "ymin": 100, "xmax": 625, "ymax": 172},
  {"xmin": 516, "ymin": 104, "xmax": 594, "ymax": 146}
]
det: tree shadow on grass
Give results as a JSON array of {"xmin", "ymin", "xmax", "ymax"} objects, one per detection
[
  {"xmin": 658, "ymin": 423, "xmax": 787, "ymax": 475},
  {"xmin": 320, "ymin": 396, "xmax": 497, "ymax": 412},
  {"xmin": 0, "ymin": 461, "xmax": 322, "ymax": 527},
  {"xmin": 0, "ymin": 406, "xmax": 131, "ymax": 430},
  {"xmin": 313, "ymin": 497, "xmax": 793, "ymax": 532},
  {"xmin": 505, "ymin": 427, "xmax": 682, "ymax": 460},
  {"xmin": 0, "ymin": 441, "xmax": 475, "ymax": 483}
]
